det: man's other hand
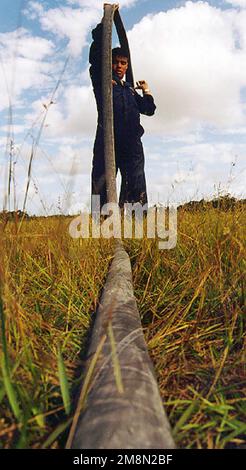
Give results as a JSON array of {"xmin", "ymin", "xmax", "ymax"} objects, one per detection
[{"xmin": 135, "ymin": 80, "xmax": 151, "ymax": 94}]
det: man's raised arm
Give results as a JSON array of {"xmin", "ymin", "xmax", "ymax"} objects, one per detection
[
  {"xmin": 89, "ymin": 23, "xmax": 103, "ymax": 96},
  {"xmin": 134, "ymin": 80, "xmax": 156, "ymax": 116}
]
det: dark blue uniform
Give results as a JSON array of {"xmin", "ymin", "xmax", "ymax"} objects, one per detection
[{"xmin": 89, "ymin": 23, "xmax": 156, "ymax": 209}]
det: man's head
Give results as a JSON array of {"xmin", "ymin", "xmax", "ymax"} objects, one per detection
[{"xmin": 112, "ymin": 47, "xmax": 129, "ymax": 80}]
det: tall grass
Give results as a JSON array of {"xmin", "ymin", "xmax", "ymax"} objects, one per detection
[
  {"xmin": 0, "ymin": 202, "xmax": 245, "ymax": 448},
  {"xmin": 126, "ymin": 202, "xmax": 245, "ymax": 448},
  {"xmin": 0, "ymin": 216, "xmax": 113, "ymax": 448}
]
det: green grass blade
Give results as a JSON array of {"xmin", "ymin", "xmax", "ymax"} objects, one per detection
[
  {"xmin": 0, "ymin": 386, "xmax": 6, "ymax": 403},
  {"xmin": 57, "ymin": 345, "xmax": 71, "ymax": 416},
  {"xmin": 42, "ymin": 417, "xmax": 73, "ymax": 449},
  {"xmin": 31, "ymin": 406, "xmax": 45, "ymax": 429},
  {"xmin": 0, "ymin": 295, "xmax": 9, "ymax": 369},
  {"xmin": 221, "ymin": 423, "xmax": 246, "ymax": 447},
  {"xmin": 173, "ymin": 399, "xmax": 199, "ymax": 436},
  {"xmin": 0, "ymin": 296, "xmax": 21, "ymax": 421},
  {"xmin": 0, "ymin": 355, "xmax": 21, "ymax": 421}
]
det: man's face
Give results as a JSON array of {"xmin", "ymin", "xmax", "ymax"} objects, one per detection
[{"xmin": 112, "ymin": 55, "xmax": 128, "ymax": 80}]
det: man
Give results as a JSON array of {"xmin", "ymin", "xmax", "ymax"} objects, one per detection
[{"xmin": 89, "ymin": 22, "xmax": 156, "ymax": 211}]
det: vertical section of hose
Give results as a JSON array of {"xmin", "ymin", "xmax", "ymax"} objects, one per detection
[{"xmin": 66, "ymin": 4, "xmax": 175, "ymax": 450}]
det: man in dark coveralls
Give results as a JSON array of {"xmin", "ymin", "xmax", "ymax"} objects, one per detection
[{"xmin": 89, "ymin": 22, "xmax": 156, "ymax": 211}]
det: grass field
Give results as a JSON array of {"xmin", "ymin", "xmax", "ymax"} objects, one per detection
[{"xmin": 0, "ymin": 201, "xmax": 245, "ymax": 448}]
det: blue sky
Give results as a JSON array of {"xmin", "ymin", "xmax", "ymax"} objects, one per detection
[{"xmin": 0, "ymin": 0, "xmax": 245, "ymax": 215}]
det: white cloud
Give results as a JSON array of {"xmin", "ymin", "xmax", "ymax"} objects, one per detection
[
  {"xmin": 66, "ymin": 0, "xmax": 138, "ymax": 9},
  {"xmin": 39, "ymin": 144, "xmax": 92, "ymax": 177},
  {"xmin": 131, "ymin": 141, "xmax": 238, "ymax": 202},
  {"xmin": 1, "ymin": 138, "xmax": 92, "ymax": 215},
  {"xmin": 25, "ymin": 0, "xmax": 140, "ymax": 58},
  {"xmin": 144, "ymin": 138, "xmax": 246, "ymax": 204},
  {"xmin": 0, "ymin": 27, "xmax": 54, "ymax": 61},
  {"xmin": 24, "ymin": 1, "xmax": 44, "ymax": 19},
  {"xmin": 225, "ymin": 0, "xmax": 246, "ymax": 8},
  {"xmin": 162, "ymin": 142, "xmax": 240, "ymax": 165},
  {"xmin": 128, "ymin": 1, "xmax": 246, "ymax": 134},
  {"xmin": 0, "ymin": 55, "xmax": 53, "ymax": 111},
  {"xmin": 25, "ymin": 84, "xmax": 97, "ymax": 139},
  {"xmin": 0, "ymin": 124, "xmax": 26, "ymax": 134},
  {"xmin": 233, "ymin": 9, "xmax": 246, "ymax": 49},
  {"xmin": 25, "ymin": 2, "xmax": 101, "ymax": 57},
  {"xmin": 39, "ymin": 7, "xmax": 100, "ymax": 57},
  {"xmin": 0, "ymin": 28, "xmax": 55, "ymax": 111}
]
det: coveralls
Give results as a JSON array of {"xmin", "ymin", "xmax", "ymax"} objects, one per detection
[{"xmin": 89, "ymin": 23, "xmax": 156, "ymax": 209}]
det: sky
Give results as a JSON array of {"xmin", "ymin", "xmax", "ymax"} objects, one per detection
[{"xmin": 0, "ymin": 0, "xmax": 245, "ymax": 215}]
